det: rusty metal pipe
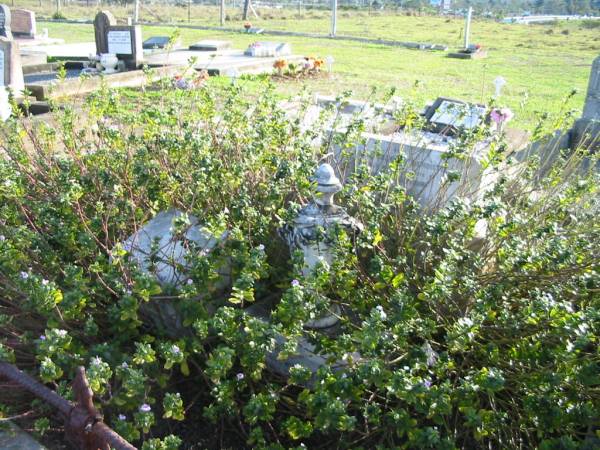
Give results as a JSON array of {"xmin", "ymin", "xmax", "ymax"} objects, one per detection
[{"xmin": 0, "ymin": 362, "xmax": 137, "ymax": 450}]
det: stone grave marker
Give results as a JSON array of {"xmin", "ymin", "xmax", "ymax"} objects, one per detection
[
  {"xmin": 11, "ymin": 8, "xmax": 36, "ymax": 38},
  {"xmin": 244, "ymin": 41, "xmax": 291, "ymax": 57},
  {"xmin": 424, "ymin": 97, "xmax": 487, "ymax": 136},
  {"xmin": 93, "ymin": 10, "xmax": 116, "ymax": 55},
  {"xmin": 107, "ymin": 25, "xmax": 143, "ymax": 69},
  {"xmin": 0, "ymin": 36, "xmax": 24, "ymax": 94},
  {"xmin": 142, "ymin": 36, "xmax": 170, "ymax": 50},
  {"xmin": 572, "ymin": 55, "xmax": 600, "ymax": 150},
  {"xmin": 0, "ymin": 4, "xmax": 12, "ymax": 40},
  {"xmin": 189, "ymin": 40, "xmax": 231, "ymax": 51}
]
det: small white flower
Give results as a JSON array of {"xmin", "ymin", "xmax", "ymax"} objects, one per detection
[
  {"xmin": 0, "ymin": 235, "xmax": 5, "ymax": 241},
  {"xmin": 118, "ymin": 414, "xmax": 126, "ymax": 421},
  {"xmin": 91, "ymin": 356, "xmax": 102, "ymax": 366},
  {"xmin": 20, "ymin": 271, "xmax": 29, "ymax": 280},
  {"xmin": 257, "ymin": 244, "xmax": 265, "ymax": 251},
  {"xmin": 139, "ymin": 403, "xmax": 151, "ymax": 413},
  {"xmin": 172, "ymin": 345, "xmax": 181, "ymax": 354},
  {"xmin": 41, "ymin": 279, "xmax": 49, "ymax": 286},
  {"xmin": 186, "ymin": 278, "xmax": 193, "ymax": 285},
  {"xmin": 121, "ymin": 362, "xmax": 129, "ymax": 369},
  {"xmin": 236, "ymin": 373, "xmax": 244, "ymax": 381},
  {"xmin": 56, "ymin": 330, "xmax": 67, "ymax": 337}
]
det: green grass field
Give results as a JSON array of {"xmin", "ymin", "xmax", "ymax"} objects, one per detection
[{"xmin": 29, "ymin": 8, "xmax": 600, "ymax": 130}]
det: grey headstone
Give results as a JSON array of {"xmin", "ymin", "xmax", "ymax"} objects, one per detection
[
  {"xmin": 93, "ymin": 10, "xmax": 116, "ymax": 55},
  {"xmin": 106, "ymin": 25, "xmax": 143, "ymax": 69},
  {"xmin": 0, "ymin": 36, "xmax": 24, "ymax": 94},
  {"xmin": 189, "ymin": 40, "xmax": 231, "ymax": 51},
  {"xmin": 0, "ymin": 4, "xmax": 12, "ymax": 40},
  {"xmin": 120, "ymin": 209, "xmax": 228, "ymax": 288},
  {"xmin": 582, "ymin": 55, "xmax": 600, "ymax": 121},
  {"xmin": 143, "ymin": 36, "xmax": 170, "ymax": 50},
  {"xmin": 572, "ymin": 55, "xmax": 600, "ymax": 150},
  {"xmin": 11, "ymin": 8, "xmax": 36, "ymax": 38}
]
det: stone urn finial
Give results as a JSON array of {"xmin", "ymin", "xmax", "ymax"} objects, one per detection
[
  {"xmin": 314, "ymin": 163, "xmax": 342, "ymax": 206},
  {"xmin": 280, "ymin": 163, "xmax": 362, "ymax": 329}
]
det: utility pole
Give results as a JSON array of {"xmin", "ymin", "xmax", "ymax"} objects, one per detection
[
  {"xmin": 242, "ymin": 0, "xmax": 250, "ymax": 20},
  {"xmin": 464, "ymin": 6, "xmax": 472, "ymax": 49},
  {"xmin": 331, "ymin": 0, "xmax": 337, "ymax": 36},
  {"xmin": 220, "ymin": 0, "xmax": 225, "ymax": 25},
  {"xmin": 134, "ymin": 0, "xmax": 140, "ymax": 23}
]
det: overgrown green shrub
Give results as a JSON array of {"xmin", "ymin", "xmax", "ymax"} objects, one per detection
[{"xmin": 0, "ymin": 78, "xmax": 598, "ymax": 449}]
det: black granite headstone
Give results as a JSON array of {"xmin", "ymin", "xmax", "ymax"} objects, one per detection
[{"xmin": 142, "ymin": 36, "xmax": 170, "ymax": 50}]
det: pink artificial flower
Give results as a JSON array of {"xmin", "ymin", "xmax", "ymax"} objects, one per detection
[{"xmin": 490, "ymin": 108, "xmax": 514, "ymax": 124}]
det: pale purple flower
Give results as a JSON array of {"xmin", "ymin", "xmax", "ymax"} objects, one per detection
[
  {"xmin": 236, "ymin": 373, "xmax": 245, "ymax": 381},
  {"xmin": 186, "ymin": 278, "xmax": 193, "ymax": 285},
  {"xmin": 39, "ymin": 335, "xmax": 46, "ymax": 341},
  {"xmin": 422, "ymin": 380, "xmax": 432, "ymax": 389},
  {"xmin": 41, "ymin": 279, "xmax": 49, "ymax": 286},
  {"xmin": 139, "ymin": 403, "xmax": 151, "ymax": 413},
  {"xmin": 118, "ymin": 414, "xmax": 126, "ymax": 421},
  {"xmin": 171, "ymin": 345, "xmax": 181, "ymax": 354},
  {"xmin": 291, "ymin": 279, "xmax": 300, "ymax": 287},
  {"xmin": 0, "ymin": 235, "xmax": 5, "ymax": 241},
  {"xmin": 20, "ymin": 271, "xmax": 29, "ymax": 280},
  {"xmin": 121, "ymin": 362, "xmax": 129, "ymax": 369},
  {"xmin": 490, "ymin": 108, "xmax": 514, "ymax": 124}
]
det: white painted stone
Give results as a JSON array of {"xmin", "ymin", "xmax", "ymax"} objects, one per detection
[{"xmin": 121, "ymin": 209, "xmax": 225, "ymax": 288}]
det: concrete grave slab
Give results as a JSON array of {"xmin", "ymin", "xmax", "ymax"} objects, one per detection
[
  {"xmin": 25, "ymin": 64, "xmax": 183, "ymax": 101},
  {"xmin": 189, "ymin": 40, "xmax": 231, "ymax": 51},
  {"xmin": 143, "ymin": 36, "xmax": 174, "ymax": 50},
  {"xmin": 144, "ymin": 49, "xmax": 304, "ymax": 75}
]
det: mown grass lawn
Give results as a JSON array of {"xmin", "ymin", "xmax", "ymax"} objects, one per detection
[{"xmin": 37, "ymin": 13, "xmax": 599, "ymax": 130}]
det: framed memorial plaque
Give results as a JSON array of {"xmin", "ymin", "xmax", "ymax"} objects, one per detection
[{"xmin": 107, "ymin": 30, "xmax": 133, "ymax": 55}]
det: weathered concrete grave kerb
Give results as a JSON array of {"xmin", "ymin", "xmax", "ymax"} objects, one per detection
[
  {"xmin": 0, "ymin": 36, "xmax": 24, "ymax": 95},
  {"xmin": 11, "ymin": 8, "xmax": 35, "ymax": 38},
  {"xmin": 295, "ymin": 95, "xmax": 496, "ymax": 210},
  {"xmin": 572, "ymin": 55, "xmax": 600, "ymax": 150},
  {"xmin": 118, "ymin": 209, "xmax": 231, "ymax": 335},
  {"xmin": 107, "ymin": 25, "xmax": 143, "ymax": 70},
  {"xmin": 0, "ymin": 4, "xmax": 12, "ymax": 40},
  {"xmin": 94, "ymin": 10, "xmax": 116, "ymax": 55}
]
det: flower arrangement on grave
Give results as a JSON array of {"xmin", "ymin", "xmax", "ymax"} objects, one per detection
[
  {"xmin": 244, "ymin": 21, "xmax": 252, "ymax": 30},
  {"xmin": 273, "ymin": 59, "xmax": 288, "ymax": 76},
  {"xmin": 172, "ymin": 70, "xmax": 210, "ymax": 90},
  {"xmin": 490, "ymin": 106, "xmax": 514, "ymax": 132}
]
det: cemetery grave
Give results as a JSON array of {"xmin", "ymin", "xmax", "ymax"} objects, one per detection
[{"xmin": 0, "ymin": 5, "xmax": 599, "ymax": 448}]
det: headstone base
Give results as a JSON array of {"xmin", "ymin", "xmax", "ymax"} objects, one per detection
[{"xmin": 571, "ymin": 118, "xmax": 600, "ymax": 151}]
